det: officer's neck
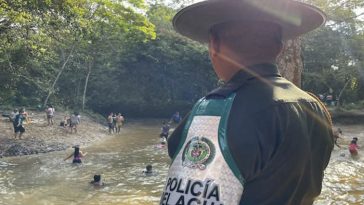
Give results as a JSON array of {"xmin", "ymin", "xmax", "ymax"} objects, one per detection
[{"xmin": 213, "ymin": 53, "xmax": 276, "ymax": 82}]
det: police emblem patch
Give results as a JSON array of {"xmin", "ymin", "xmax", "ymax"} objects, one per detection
[{"xmin": 182, "ymin": 136, "xmax": 215, "ymax": 170}]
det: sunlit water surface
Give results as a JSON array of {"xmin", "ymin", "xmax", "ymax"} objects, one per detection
[
  {"xmin": 315, "ymin": 124, "xmax": 364, "ymax": 205},
  {"xmin": 0, "ymin": 121, "xmax": 363, "ymax": 205}
]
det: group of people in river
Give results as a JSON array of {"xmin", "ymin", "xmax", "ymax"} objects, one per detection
[
  {"xmin": 63, "ymin": 143, "xmax": 155, "ymax": 187},
  {"xmin": 106, "ymin": 112, "xmax": 125, "ymax": 134}
]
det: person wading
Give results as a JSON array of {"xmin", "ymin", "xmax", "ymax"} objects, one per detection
[
  {"xmin": 64, "ymin": 145, "xmax": 87, "ymax": 164},
  {"xmin": 160, "ymin": 0, "xmax": 334, "ymax": 204}
]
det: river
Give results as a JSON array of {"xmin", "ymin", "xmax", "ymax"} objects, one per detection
[{"xmin": 0, "ymin": 121, "xmax": 363, "ymax": 205}]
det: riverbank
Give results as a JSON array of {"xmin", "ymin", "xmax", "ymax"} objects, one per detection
[
  {"xmin": 1, "ymin": 107, "xmax": 363, "ymax": 158},
  {"xmin": 0, "ymin": 111, "xmax": 110, "ymax": 157},
  {"xmin": 329, "ymin": 108, "xmax": 364, "ymax": 124}
]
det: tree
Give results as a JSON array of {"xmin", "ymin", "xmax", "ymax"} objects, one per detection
[
  {"xmin": 277, "ymin": 39, "xmax": 303, "ymax": 87},
  {"xmin": 301, "ymin": 0, "xmax": 364, "ymax": 107}
]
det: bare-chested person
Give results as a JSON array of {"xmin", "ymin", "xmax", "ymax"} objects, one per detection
[
  {"xmin": 107, "ymin": 113, "xmax": 114, "ymax": 134},
  {"xmin": 115, "ymin": 113, "xmax": 125, "ymax": 133}
]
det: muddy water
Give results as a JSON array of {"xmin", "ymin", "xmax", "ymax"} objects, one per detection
[
  {"xmin": 0, "ymin": 121, "xmax": 363, "ymax": 205},
  {"xmin": 315, "ymin": 124, "xmax": 364, "ymax": 205}
]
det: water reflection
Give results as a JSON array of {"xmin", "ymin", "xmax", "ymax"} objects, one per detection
[{"xmin": 0, "ymin": 122, "xmax": 363, "ymax": 204}]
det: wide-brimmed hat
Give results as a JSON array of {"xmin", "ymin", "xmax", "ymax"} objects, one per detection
[{"xmin": 173, "ymin": 0, "xmax": 326, "ymax": 43}]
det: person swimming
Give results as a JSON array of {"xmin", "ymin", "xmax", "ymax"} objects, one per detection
[
  {"xmin": 160, "ymin": 137, "xmax": 167, "ymax": 145},
  {"xmin": 90, "ymin": 174, "xmax": 104, "ymax": 186},
  {"xmin": 143, "ymin": 165, "xmax": 153, "ymax": 175},
  {"xmin": 154, "ymin": 137, "xmax": 167, "ymax": 149},
  {"xmin": 64, "ymin": 145, "xmax": 87, "ymax": 163}
]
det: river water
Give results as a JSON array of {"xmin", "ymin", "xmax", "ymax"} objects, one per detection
[{"xmin": 0, "ymin": 121, "xmax": 363, "ymax": 205}]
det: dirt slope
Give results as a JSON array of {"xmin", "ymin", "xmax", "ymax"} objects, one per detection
[{"xmin": 0, "ymin": 111, "xmax": 109, "ymax": 157}]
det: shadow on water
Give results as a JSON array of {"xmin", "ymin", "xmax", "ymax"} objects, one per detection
[{"xmin": 0, "ymin": 121, "xmax": 363, "ymax": 205}]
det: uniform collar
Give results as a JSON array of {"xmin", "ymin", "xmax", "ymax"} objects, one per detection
[{"xmin": 206, "ymin": 63, "xmax": 281, "ymax": 98}]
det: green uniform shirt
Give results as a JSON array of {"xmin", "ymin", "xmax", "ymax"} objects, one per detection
[{"xmin": 168, "ymin": 63, "xmax": 334, "ymax": 205}]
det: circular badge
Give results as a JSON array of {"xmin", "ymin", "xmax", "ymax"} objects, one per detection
[{"xmin": 182, "ymin": 136, "xmax": 215, "ymax": 170}]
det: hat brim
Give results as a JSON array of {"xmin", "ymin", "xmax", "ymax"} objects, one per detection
[{"xmin": 173, "ymin": 0, "xmax": 326, "ymax": 43}]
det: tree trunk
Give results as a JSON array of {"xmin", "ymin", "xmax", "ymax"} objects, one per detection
[
  {"xmin": 277, "ymin": 38, "xmax": 303, "ymax": 87},
  {"xmin": 337, "ymin": 79, "xmax": 351, "ymax": 108},
  {"xmin": 43, "ymin": 45, "xmax": 75, "ymax": 108},
  {"xmin": 82, "ymin": 60, "xmax": 92, "ymax": 111}
]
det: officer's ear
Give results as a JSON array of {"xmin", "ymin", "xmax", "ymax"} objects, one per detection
[{"xmin": 208, "ymin": 32, "xmax": 221, "ymax": 58}]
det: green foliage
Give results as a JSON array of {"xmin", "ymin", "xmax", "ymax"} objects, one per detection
[
  {"xmin": 0, "ymin": 0, "xmax": 363, "ymax": 116},
  {"xmin": 87, "ymin": 4, "xmax": 215, "ymax": 117},
  {"xmin": 0, "ymin": 0, "xmax": 156, "ymax": 109},
  {"xmin": 302, "ymin": 0, "xmax": 364, "ymax": 106}
]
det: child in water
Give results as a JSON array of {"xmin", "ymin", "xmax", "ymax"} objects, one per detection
[
  {"xmin": 90, "ymin": 174, "xmax": 104, "ymax": 186},
  {"xmin": 143, "ymin": 165, "xmax": 153, "ymax": 175},
  {"xmin": 349, "ymin": 137, "xmax": 359, "ymax": 156},
  {"xmin": 64, "ymin": 145, "xmax": 87, "ymax": 163}
]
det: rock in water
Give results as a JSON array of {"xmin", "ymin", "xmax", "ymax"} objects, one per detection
[{"xmin": 5, "ymin": 144, "xmax": 30, "ymax": 156}]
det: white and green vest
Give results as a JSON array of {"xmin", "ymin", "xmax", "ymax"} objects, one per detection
[{"xmin": 160, "ymin": 94, "xmax": 245, "ymax": 205}]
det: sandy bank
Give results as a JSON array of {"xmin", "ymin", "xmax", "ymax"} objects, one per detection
[{"xmin": 0, "ymin": 111, "xmax": 110, "ymax": 157}]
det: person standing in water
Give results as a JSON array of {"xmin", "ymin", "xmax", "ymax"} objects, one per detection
[
  {"xmin": 64, "ymin": 145, "xmax": 87, "ymax": 163},
  {"xmin": 170, "ymin": 111, "xmax": 182, "ymax": 124},
  {"xmin": 349, "ymin": 137, "xmax": 359, "ymax": 156},
  {"xmin": 160, "ymin": 121, "xmax": 170, "ymax": 139}
]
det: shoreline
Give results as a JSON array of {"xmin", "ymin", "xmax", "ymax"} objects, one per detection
[
  {"xmin": 0, "ymin": 111, "xmax": 111, "ymax": 157},
  {"xmin": 1, "ymin": 108, "xmax": 363, "ymax": 158},
  {"xmin": 330, "ymin": 108, "xmax": 364, "ymax": 124}
]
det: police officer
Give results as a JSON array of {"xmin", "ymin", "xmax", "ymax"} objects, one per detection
[{"xmin": 160, "ymin": 0, "xmax": 334, "ymax": 204}]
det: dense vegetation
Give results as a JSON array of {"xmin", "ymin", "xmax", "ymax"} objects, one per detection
[{"xmin": 0, "ymin": 0, "xmax": 363, "ymax": 117}]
